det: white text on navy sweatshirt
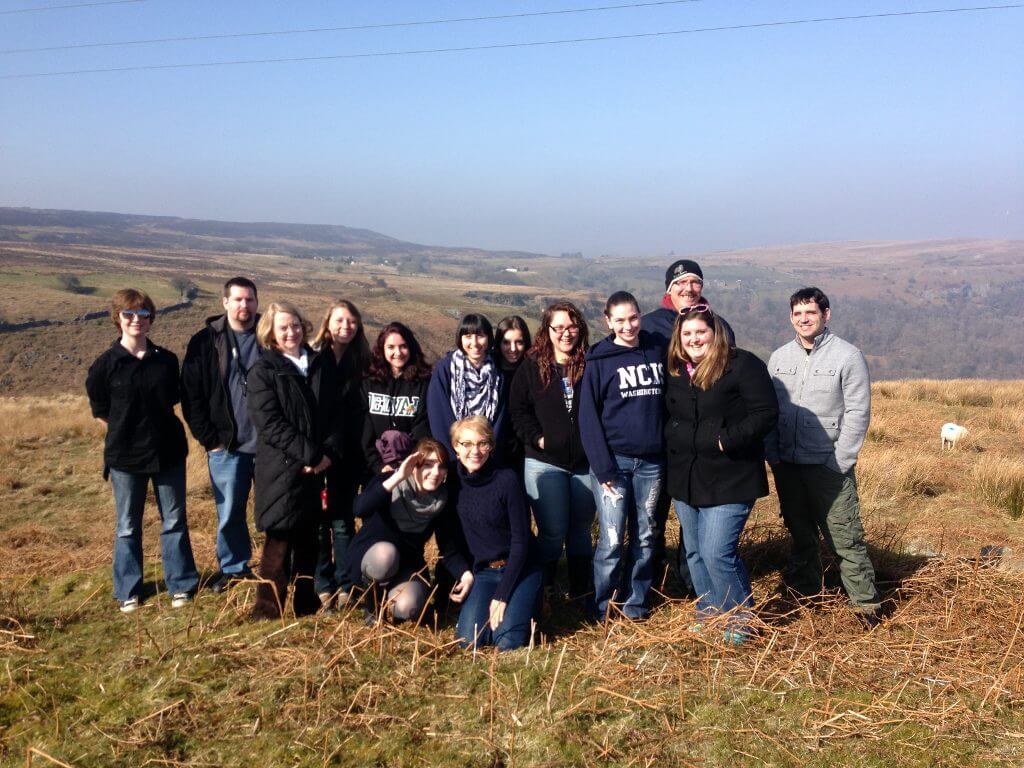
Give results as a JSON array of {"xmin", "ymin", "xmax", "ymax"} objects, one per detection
[{"xmin": 579, "ymin": 331, "xmax": 667, "ymax": 484}]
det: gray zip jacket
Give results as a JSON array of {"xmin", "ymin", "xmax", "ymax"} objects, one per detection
[{"xmin": 764, "ymin": 329, "xmax": 870, "ymax": 474}]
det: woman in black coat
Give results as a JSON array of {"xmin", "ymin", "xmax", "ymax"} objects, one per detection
[
  {"xmin": 664, "ymin": 304, "xmax": 778, "ymax": 643},
  {"xmin": 247, "ymin": 301, "xmax": 343, "ymax": 620}
]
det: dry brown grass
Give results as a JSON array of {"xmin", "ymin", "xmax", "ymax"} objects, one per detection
[{"xmin": 2, "ymin": 383, "xmax": 1023, "ymax": 765}]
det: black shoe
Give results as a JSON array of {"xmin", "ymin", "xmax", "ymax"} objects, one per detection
[
  {"xmin": 210, "ymin": 570, "xmax": 251, "ymax": 594},
  {"xmin": 854, "ymin": 609, "xmax": 881, "ymax": 630}
]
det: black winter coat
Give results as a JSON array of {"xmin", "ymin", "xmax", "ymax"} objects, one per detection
[
  {"xmin": 180, "ymin": 314, "xmax": 259, "ymax": 452},
  {"xmin": 319, "ymin": 346, "xmax": 367, "ymax": 494},
  {"xmin": 86, "ymin": 339, "xmax": 189, "ymax": 474},
  {"xmin": 509, "ymin": 356, "xmax": 588, "ymax": 473},
  {"xmin": 246, "ymin": 347, "xmax": 344, "ymax": 533},
  {"xmin": 664, "ymin": 348, "xmax": 778, "ymax": 507}
]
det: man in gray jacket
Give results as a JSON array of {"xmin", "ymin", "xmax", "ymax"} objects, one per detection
[{"xmin": 765, "ymin": 287, "xmax": 880, "ymax": 620}]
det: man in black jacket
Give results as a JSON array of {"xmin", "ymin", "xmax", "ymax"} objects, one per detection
[
  {"xmin": 181, "ymin": 277, "xmax": 261, "ymax": 592},
  {"xmin": 640, "ymin": 259, "xmax": 734, "ymax": 596}
]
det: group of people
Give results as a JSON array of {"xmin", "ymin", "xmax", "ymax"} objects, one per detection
[{"xmin": 86, "ymin": 259, "xmax": 880, "ymax": 651}]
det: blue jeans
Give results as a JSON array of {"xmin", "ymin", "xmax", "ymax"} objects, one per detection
[
  {"xmin": 523, "ymin": 457, "xmax": 595, "ymax": 567},
  {"xmin": 456, "ymin": 564, "xmax": 542, "ymax": 651},
  {"xmin": 314, "ymin": 472, "xmax": 357, "ymax": 595},
  {"xmin": 674, "ymin": 500, "xmax": 754, "ymax": 628},
  {"xmin": 207, "ymin": 450, "xmax": 254, "ymax": 575},
  {"xmin": 109, "ymin": 464, "xmax": 199, "ymax": 601},
  {"xmin": 591, "ymin": 455, "xmax": 664, "ymax": 620}
]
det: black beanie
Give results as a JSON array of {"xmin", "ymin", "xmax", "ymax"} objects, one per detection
[{"xmin": 665, "ymin": 259, "xmax": 704, "ymax": 289}]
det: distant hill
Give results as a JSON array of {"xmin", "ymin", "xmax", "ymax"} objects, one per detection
[
  {"xmin": 0, "ymin": 206, "xmax": 1022, "ymax": 388},
  {"xmin": 0, "ymin": 207, "xmax": 544, "ymax": 261}
]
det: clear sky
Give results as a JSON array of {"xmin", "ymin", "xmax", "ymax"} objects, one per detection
[{"xmin": 1, "ymin": 0, "xmax": 1021, "ymax": 255}]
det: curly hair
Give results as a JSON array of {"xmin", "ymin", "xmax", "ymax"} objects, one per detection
[{"xmin": 527, "ymin": 300, "xmax": 589, "ymax": 389}]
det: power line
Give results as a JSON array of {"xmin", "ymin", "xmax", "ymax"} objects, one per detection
[
  {"xmin": 0, "ymin": 0, "xmax": 706, "ymax": 55},
  {"xmin": 0, "ymin": 0, "xmax": 148, "ymax": 15},
  {"xmin": 2, "ymin": 4, "xmax": 1020, "ymax": 80}
]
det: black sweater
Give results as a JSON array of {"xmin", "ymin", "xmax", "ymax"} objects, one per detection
[
  {"xmin": 347, "ymin": 474, "xmax": 469, "ymax": 586},
  {"xmin": 360, "ymin": 375, "xmax": 431, "ymax": 474},
  {"xmin": 452, "ymin": 460, "xmax": 533, "ymax": 603},
  {"xmin": 86, "ymin": 339, "xmax": 188, "ymax": 474},
  {"xmin": 664, "ymin": 348, "xmax": 778, "ymax": 507},
  {"xmin": 508, "ymin": 356, "xmax": 588, "ymax": 473}
]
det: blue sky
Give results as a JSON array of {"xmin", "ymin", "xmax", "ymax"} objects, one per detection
[{"xmin": 1, "ymin": 0, "xmax": 1021, "ymax": 255}]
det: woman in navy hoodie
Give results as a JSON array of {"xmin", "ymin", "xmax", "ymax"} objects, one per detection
[
  {"xmin": 579, "ymin": 291, "xmax": 666, "ymax": 621},
  {"xmin": 427, "ymin": 313, "xmax": 507, "ymax": 460}
]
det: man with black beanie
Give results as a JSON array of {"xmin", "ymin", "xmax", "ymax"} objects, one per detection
[{"xmin": 641, "ymin": 259, "xmax": 735, "ymax": 596}]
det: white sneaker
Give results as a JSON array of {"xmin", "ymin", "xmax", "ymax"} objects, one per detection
[
  {"xmin": 170, "ymin": 592, "xmax": 192, "ymax": 609},
  {"xmin": 119, "ymin": 596, "xmax": 140, "ymax": 613}
]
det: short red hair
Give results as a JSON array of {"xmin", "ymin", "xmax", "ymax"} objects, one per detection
[{"xmin": 110, "ymin": 288, "xmax": 156, "ymax": 328}]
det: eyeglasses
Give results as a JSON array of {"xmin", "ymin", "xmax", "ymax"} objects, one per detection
[
  {"xmin": 549, "ymin": 325, "xmax": 579, "ymax": 337},
  {"xmin": 456, "ymin": 440, "xmax": 492, "ymax": 453},
  {"xmin": 120, "ymin": 309, "xmax": 153, "ymax": 319},
  {"xmin": 679, "ymin": 302, "xmax": 711, "ymax": 316}
]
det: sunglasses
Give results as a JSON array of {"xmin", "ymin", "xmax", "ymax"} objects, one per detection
[
  {"xmin": 678, "ymin": 302, "xmax": 711, "ymax": 316},
  {"xmin": 120, "ymin": 309, "xmax": 153, "ymax": 319}
]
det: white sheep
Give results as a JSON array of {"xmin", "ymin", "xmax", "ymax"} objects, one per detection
[{"xmin": 941, "ymin": 422, "xmax": 967, "ymax": 450}]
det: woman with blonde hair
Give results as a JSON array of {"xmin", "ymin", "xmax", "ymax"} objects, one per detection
[
  {"xmin": 310, "ymin": 299, "xmax": 370, "ymax": 611},
  {"xmin": 664, "ymin": 304, "xmax": 777, "ymax": 642},
  {"xmin": 449, "ymin": 415, "xmax": 541, "ymax": 651},
  {"xmin": 247, "ymin": 301, "xmax": 344, "ymax": 619}
]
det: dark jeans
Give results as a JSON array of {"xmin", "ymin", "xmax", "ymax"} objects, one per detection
[
  {"xmin": 314, "ymin": 473, "xmax": 357, "ymax": 595},
  {"xmin": 207, "ymin": 449, "xmax": 254, "ymax": 575},
  {"xmin": 252, "ymin": 522, "xmax": 320, "ymax": 619},
  {"xmin": 109, "ymin": 464, "xmax": 199, "ymax": 601},
  {"xmin": 773, "ymin": 462, "xmax": 880, "ymax": 611},
  {"xmin": 456, "ymin": 563, "xmax": 542, "ymax": 651}
]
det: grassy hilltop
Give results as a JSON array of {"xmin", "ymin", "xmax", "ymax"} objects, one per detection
[
  {"xmin": 1, "ymin": 210, "xmax": 1022, "ymax": 765},
  {"xmin": 1, "ymin": 380, "xmax": 1022, "ymax": 767}
]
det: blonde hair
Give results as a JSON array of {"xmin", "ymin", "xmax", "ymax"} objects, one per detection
[
  {"xmin": 667, "ymin": 308, "xmax": 732, "ymax": 390},
  {"xmin": 449, "ymin": 415, "xmax": 493, "ymax": 446},
  {"xmin": 256, "ymin": 301, "xmax": 312, "ymax": 350}
]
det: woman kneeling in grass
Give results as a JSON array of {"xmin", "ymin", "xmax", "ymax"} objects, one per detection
[
  {"xmin": 450, "ymin": 416, "xmax": 542, "ymax": 651},
  {"xmin": 348, "ymin": 437, "xmax": 470, "ymax": 624}
]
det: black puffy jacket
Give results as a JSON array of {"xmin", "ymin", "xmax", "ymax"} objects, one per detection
[
  {"xmin": 246, "ymin": 347, "xmax": 344, "ymax": 533},
  {"xmin": 664, "ymin": 348, "xmax": 778, "ymax": 507}
]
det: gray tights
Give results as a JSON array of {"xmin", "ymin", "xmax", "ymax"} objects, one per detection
[{"xmin": 361, "ymin": 541, "xmax": 429, "ymax": 622}]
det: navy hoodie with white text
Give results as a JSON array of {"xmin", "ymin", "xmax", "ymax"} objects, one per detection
[{"xmin": 579, "ymin": 330, "xmax": 666, "ymax": 484}]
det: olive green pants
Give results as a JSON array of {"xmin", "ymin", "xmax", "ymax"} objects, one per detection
[{"xmin": 772, "ymin": 462, "xmax": 880, "ymax": 611}]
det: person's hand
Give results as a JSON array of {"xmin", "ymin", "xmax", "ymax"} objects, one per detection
[
  {"xmin": 303, "ymin": 456, "xmax": 332, "ymax": 474},
  {"xmin": 537, "ymin": 436, "xmax": 545, "ymax": 450},
  {"xmin": 210, "ymin": 445, "xmax": 226, "ymax": 453},
  {"xmin": 449, "ymin": 571, "xmax": 474, "ymax": 604},
  {"xmin": 489, "ymin": 599, "xmax": 507, "ymax": 631},
  {"xmin": 601, "ymin": 481, "xmax": 622, "ymax": 502},
  {"xmin": 381, "ymin": 464, "xmax": 395, "ymax": 473},
  {"xmin": 393, "ymin": 451, "xmax": 422, "ymax": 483}
]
